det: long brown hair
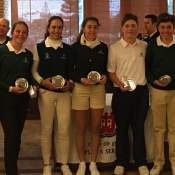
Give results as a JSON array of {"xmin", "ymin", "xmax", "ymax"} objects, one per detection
[
  {"xmin": 44, "ymin": 16, "xmax": 64, "ymax": 39},
  {"xmin": 77, "ymin": 17, "xmax": 100, "ymax": 42}
]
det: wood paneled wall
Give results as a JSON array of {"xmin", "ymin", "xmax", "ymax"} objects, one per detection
[
  {"xmin": 0, "ymin": 0, "xmax": 4, "ymax": 17},
  {"xmin": 84, "ymin": 0, "xmax": 168, "ymax": 36}
]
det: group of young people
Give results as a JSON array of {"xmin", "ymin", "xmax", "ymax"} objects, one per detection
[{"xmin": 0, "ymin": 11, "xmax": 174, "ymax": 175}]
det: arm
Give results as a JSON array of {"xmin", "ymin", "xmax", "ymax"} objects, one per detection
[
  {"xmin": 145, "ymin": 44, "xmax": 167, "ymax": 87},
  {"xmin": 108, "ymin": 72, "xmax": 129, "ymax": 91},
  {"xmin": 99, "ymin": 44, "xmax": 108, "ymax": 85},
  {"xmin": 0, "ymin": 49, "xmax": 30, "ymax": 94},
  {"xmin": 69, "ymin": 44, "xmax": 82, "ymax": 83},
  {"xmin": 145, "ymin": 44, "xmax": 155, "ymax": 84},
  {"xmin": 0, "ymin": 48, "xmax": 10, "ymax": 91},
  {"xmin": 32, "ymin": 45, "xmax": 55, "ymax": 90},
  {"xmin": 107, "ymin": 45, "xmax": 129, "ymax": 91},
  {"xmin": 62, "ymin": 45, "xmax": 74, "ymax": 91},
  {"xmin": 31, "ymin": 45, "xmax": 44, "ymax": 84}
]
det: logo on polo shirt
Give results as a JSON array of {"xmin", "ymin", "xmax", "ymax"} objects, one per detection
[
  {"xmin": 139, "ymin": 52, "xmax": 144, "ymax": 57},
  {"xmin": 60, "ymin": 53, "xmax": 67, "ymax": 60},
  {"xmin": 45, "ymin": 52, "xmax": 51, "ymax": 59},
  {"xmin": 98, "ymin": 50, "xmax": 105, "ymax": 55},
  {"xmin": 23, "ymin": 57, "xmax": 29, "ymax": 63}
]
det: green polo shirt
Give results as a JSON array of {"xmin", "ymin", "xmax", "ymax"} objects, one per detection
[
  {"xmin": 146, "ymin": 39, "xmax": 175, "ymax": 90},
  {"xmin": 0, "ymin": 45, "xmax": 33, "ymax": 92}
]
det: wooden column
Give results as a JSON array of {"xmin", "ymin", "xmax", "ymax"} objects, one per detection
[
  {"xmin": 11, "ymin": 0, "xmax": 18, "ymax": 24},
  {"xmin": 0, "ymin": 0, "xmax": 4, "ymax": 17}
]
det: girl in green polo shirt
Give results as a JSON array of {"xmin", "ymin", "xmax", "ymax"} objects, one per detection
[{"xmin": 0, "ymin": 21, "xmax": 33, "ymax": 175}]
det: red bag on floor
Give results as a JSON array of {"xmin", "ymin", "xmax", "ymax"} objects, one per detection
[{"xmin": 100, "ymin": 112, "xmax": 116, "ymax": 137}]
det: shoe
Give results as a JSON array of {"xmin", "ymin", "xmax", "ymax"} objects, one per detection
[
  {"xmin": 114, "ymin": 165, "xmax": 125, "ymax": 175},
  {"xmin": 61, "ymin": 164, "xmax": 73, "ymax": 175},
  {"xmin": 89, "ymin": 162, "xmax": 100, "ymax": 175},
  {"xmin": 171, "ymin": 165, "xmax": 175, "ymax": 175},
  {"xmin": 138, "ymin": 165, "xmax": 149, "ymax": 175},
  {"xmin": 43, "ymin": 165, "xmax": 52, "ymax": 175},
  {"xmin": 150, "ymin": 164, "xmax": 163, "ymax": 175},
  {"xmin": 76, "ymin": 162, "xmax": 86, "ymax": 175}
]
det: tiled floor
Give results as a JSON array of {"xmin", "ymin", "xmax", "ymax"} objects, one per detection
[{"xmin": 0, "ymin": 120, "xmax": 172, "ymax": 175}]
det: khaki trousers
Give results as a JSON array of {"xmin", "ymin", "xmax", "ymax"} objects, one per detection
[
  {"xmin": 150, "ymin": 87, "xmax": 175, "ymax": 166},
  {"xmin": 38, "ymin": 89, "xmax": 71, "ymax": 164}
]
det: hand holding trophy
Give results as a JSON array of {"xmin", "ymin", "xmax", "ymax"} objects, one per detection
[
  {"xmin": 15, "ymin": 78, "xmax": 29, "ymax": 89},
  {"xmin": 87, "ymin": 71, "xmax": 101, "ymax": 84},
  {"xmin": 158, "ymin": 75, "xmax": 172, "ymax": 87},
  {"xmin": 51, "ymin": 75, "xmax": 65, "ymax": 89},
  {"xmin": 121, "ymin": 76, "xmax": 136, "ymax": 91},
  {"xmin": 15, "ymin": 78, "xmax": 37, "ymax": 97},
  {"xmin": 9, "ymin": 78, "xmax": 29, "ymax": 94}
]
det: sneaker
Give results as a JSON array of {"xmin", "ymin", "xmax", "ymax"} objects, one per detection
[
  {"xmin": 114, "ymin": 165, "xmax": 125, "ymax": 175},
  {"xmin": 43, "ymin": 165, "xmax": 52, "ymax": 175},
  {"xmin": 89, "ymin": 162, "xmax": 100, "ymax": 175},
  {"xmin": 76, "ymin": 162, "xmax": 86, "ymax": 175},
  {"xmin": 138, "ymin": 166, "xmax": 149, "ymax": 175},
  {"xmin": 150, "ymin": 164, "xmax": 163, "ymax": 175},
  {"xmin": 61, "ymin": 164, "xmax": 73, "ymax": 175},
  {"xmin": 171, "ymin": 165, "xmax": 175, "ymax": 175}
]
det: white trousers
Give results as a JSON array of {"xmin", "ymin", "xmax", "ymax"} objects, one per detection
[{"xmin": 38, "ymin": 88, "xmax": 71, "ymax": 164}]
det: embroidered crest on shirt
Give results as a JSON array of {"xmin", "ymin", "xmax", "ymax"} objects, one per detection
[
  {"xmin": 60, "ymin": 53, "xmax": 67, "ymax": 60},
  {"xmin": 98, "ymin": 50, "xmax": 104, "ymax": 55},
  {"xmin": 139, "ymin": 52, "xmax": 144, "ymax": 57},
  {"xmin": 24, "ymin": 57, "xmax": 28, "ymax": 63},
  {"xmin": 45, "ymin": 52, "xmax": 51, "ymax": 59}
]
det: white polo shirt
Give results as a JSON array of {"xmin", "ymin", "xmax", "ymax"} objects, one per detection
[{"xmin": 108, "ymin": 38, "xmax": 147, "ymax": 87}]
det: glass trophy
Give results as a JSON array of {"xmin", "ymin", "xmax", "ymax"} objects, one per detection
[
  {"xmin": 122, "ymin": 76, "xmax": 136, "ymax": 91},
  {"xmin": 15, "ymin": 78, "xmax": 29, "ymax": 89},
  {"xmin": 87, "ymin": 71, "xmax": 101, "ymax": 83},
  {"xmin": 159, "ymin": 75, "xmax": 172, "ymax": 86},
  {"xmin": 51, "ymin": 75, "xmax": 65, "ymax": 89}
]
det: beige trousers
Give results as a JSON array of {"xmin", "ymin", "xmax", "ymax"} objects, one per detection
[
  {"xmin": 38, "ymin": 88, "xmax": 71, "ymax": 165},
  {"xmin": 150, "ymin": 87, "xmax": 175, "ymax": 166}
]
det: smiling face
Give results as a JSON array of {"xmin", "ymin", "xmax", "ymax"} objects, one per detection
[
  {"xmin": 122, "ymin": 19, "xmax": 138, "ymax": 40},
  {"xmin": 47, "ymin": 18, "xmax": 63, "ymax": 40},
  {"xmin": 83, "ymin": 20, "xmax": 99, "ymax": 41},
  {"xmin": 158, "ymin": 21, "xmax": 174, "ymax": 40},
  {"xmin": 11, "ymin": 23, "xmax": 28, "ymax": 45},
  {"xmin": 0, "ymin": 18, "xmax": 9, "ymax": 38}
]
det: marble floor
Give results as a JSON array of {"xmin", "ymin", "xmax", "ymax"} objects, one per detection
[{"xmin": 0, "ymin": 120, "xmax": 172, "ymax": 175}]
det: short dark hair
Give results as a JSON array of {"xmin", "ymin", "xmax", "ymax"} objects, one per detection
[
  {"xmin": 0, "ymin": 18, "xmax": 10, "ymax": 29},
  {"xmin": 145, "ymin": 14, "xmax": 158, "ymax": 24},
  {"xmin": 157, "ymin": 13, "xmax": 175, "ymax": 27},
  {"xmin": 121, "ymin": 13, "xmax": 138, "ymax": 26}
]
